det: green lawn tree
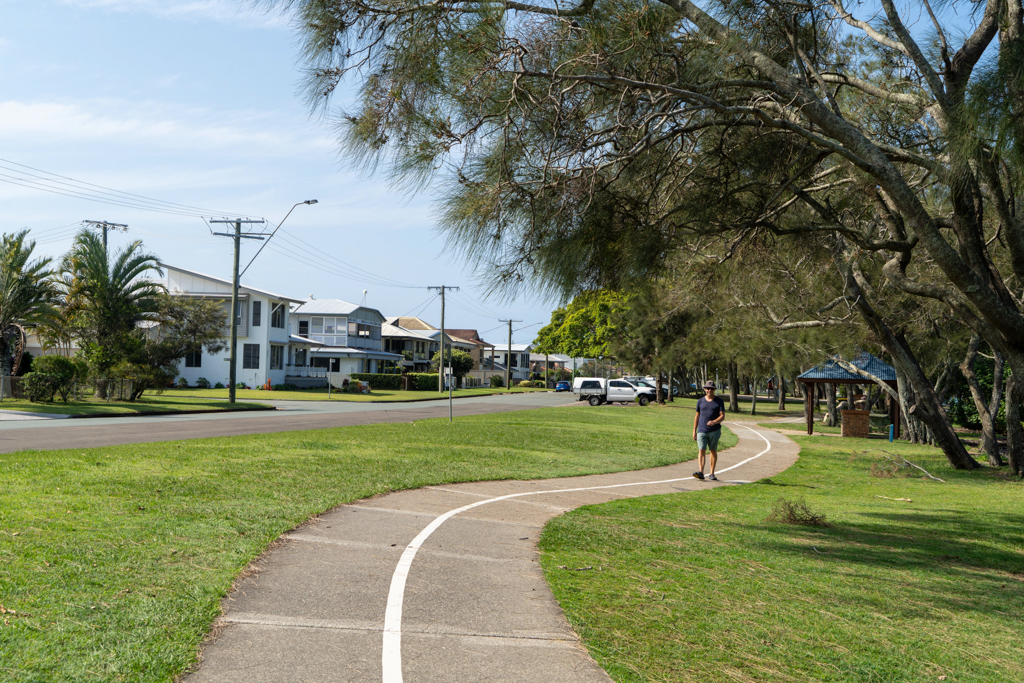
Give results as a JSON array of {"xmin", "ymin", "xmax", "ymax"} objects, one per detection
[
  {"xmin": 56, "ymin": 230, "xmax": 164, "ymax": 397},
  {"xmin": 0, "ymin": 229, "xmax": 56, "ymax": 378},
  {"xmin": 430, "ymin": 348, "xmax": 476, "ymax": 388}
]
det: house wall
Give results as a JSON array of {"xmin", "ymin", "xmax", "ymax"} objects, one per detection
[{"xmin": 173, "ymin": 291, "xmax": 292, "ymax": 389}]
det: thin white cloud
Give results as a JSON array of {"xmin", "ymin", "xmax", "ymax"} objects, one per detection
[{"xmin": 0, "ymin": 99, "xmax": 332, "ymax": 156}]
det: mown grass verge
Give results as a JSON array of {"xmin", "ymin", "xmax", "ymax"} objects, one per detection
[
  {"xmin": 540, "ymin": 435, "xmax": 1024, "ymax": 683},
  {"xmin": 0, "ymin": 406, "xmax": 711, "ymax": 682},
  {"xmin": 0, "ymin": 397, "xmax": 271, "ymax": 416},
  {"xmin": 158, "ymin": 386, "xmax": 549, "ymax": 402}
]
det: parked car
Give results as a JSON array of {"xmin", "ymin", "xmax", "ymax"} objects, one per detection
[
  {"xmin": 555, "ymin": 380, "xmax": 571, "ymax": 392},
  {"xmin": 573, "ymin": 377, "xmax": 655, "ymax": 406}
]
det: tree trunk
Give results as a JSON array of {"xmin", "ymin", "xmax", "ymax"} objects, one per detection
[
  {"xmin": 728, "ymin": 360, "xmax": 739, "ymax": 412},
  {"xmin": 824, "ymin": 383, "xmax": 838, "ymax": 426},
  {"xmin": 657, "ymin": 370, "xmax": 666, "ymax": 405},
  {"xmin": 793, "ymin": 377, "xmax": 802, "ymax": 399},
  {"xmin": 1005, "ymin": 358, "xmax": 1024, "ymax": 478},
  {"xmin": 777, "ymin": 362, "xmax": 786, "ymax": 411},
  {"xmin": 841, "ymin": 253, "xmax": 978, "ymax": 468},
  {"xmin": 668, "ymin": 368, "xmax": 674, "ymax": 402},
  {"xmin": 960, "ymin": 334, "xmax": 1004, "ymax": 466},
  {"xmin": 749, "ymin": 379, "xmax": 758, "ymax": 416}
]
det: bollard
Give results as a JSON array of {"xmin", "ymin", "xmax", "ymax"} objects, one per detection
[{"xmin": 889, "ymin": 424, "xmax": 894, "ymax": 442}]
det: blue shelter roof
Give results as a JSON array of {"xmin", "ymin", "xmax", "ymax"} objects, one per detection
[{"xmin": 798, "ymin": 351, "xmax": 896, "ymax": 382}]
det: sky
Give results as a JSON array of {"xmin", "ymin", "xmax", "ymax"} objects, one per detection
[{"xmin": 0, "ymin": 0, "xmax": 559, "ymax": 345}]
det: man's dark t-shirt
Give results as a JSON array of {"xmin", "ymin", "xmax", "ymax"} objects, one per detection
[{"xmin": 696, "ymin": 396, "xmax": 726, "ymax": 433}]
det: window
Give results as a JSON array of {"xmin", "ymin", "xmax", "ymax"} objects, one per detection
[
  {"xmin": 510, "ymin": 353, "xmax": 518, "ymax": 367},
  {"xmin": 271, "ymin": 303, "xmax": 284, "ymax": 328},
  {"xmin": 184, "ymin": 349, "xmax": 201, "ymax": 367},
  {"xmin": 311, "ymin": 317, "xmax": 324, "ymax": 334},
  {"xmin": 349, "ymin": 321, "xmax": 358, "ymax": 336},
  {"xmin": 243, "ymin": 344, "xmax": 260, "ymax": 369},
  {"xmin": 270, "ymin": 344, "xmax": 284, "ymax": 370},
  {"xmin": 299, "ymin": 320, "xmax": 309, "ymax": 337},
  {"xmin": 252, "ymin": 301, "xmax": 262, "ymax": 327}
]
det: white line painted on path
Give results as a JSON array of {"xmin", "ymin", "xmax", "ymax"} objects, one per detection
[{"xmin": 381, "ymin": 423, "xmax": 774, "ymax": 683}]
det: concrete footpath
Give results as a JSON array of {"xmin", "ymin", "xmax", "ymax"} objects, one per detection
[{"xmin": 184, "ymin": 421, "xmax": 799, "ymax": 683}]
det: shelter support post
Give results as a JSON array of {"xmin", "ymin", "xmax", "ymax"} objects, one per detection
[{"xmin": 803, "ymin": 381, "xmax": 813, "ymax": 435}]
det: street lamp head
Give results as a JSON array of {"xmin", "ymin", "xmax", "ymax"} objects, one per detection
[{"xmin": 304, "ymin": 199, "xmax": 319, "ymax": 205}]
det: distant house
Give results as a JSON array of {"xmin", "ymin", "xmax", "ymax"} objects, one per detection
[
  {"xmin": 382, "ymin": 317, "xmax": 440, "ymax": 372},
  {"xmin": 490, "ymin": 343, "xmax": 533, "ymax": 383},
  {"xmin": 445, "ymin": 329, "xmax": 496, "ymax": 384},
  {"xmin": 162, "ymin": 264, "xmax": 308, "ymax": 388},
  {"xmin": 290, "ymin": 298, "xmax": 404, "ymax": 378}
]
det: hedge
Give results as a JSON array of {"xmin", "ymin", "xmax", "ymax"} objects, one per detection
[
  {"xmin": 349, "ymin": 373, "xmax": 403, "ymax": 390},
  {"xmin": 408, "ymin": 373, "xmax": 439, "ymax": 391}
]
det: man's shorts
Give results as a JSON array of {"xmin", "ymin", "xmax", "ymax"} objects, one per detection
[{"xmin": 697, "ymin": 430, "xmax": 721, "ymax": 450}]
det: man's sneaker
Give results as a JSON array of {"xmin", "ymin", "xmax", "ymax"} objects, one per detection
[
  {"xmin": 693, "ymin": 471, "xmax": 705, "ymax": 480},
  {"xmin": 707, "ymin": 474, "xmax": 718, "ymax": 481}
]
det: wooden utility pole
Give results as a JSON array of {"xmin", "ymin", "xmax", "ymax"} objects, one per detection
[
  {"xmin": 427, "ymin": 286, "xmax": 459, "ymax": 392},
  {"xmin": 498, "ymin": 319, "xmax": 521, "ymax": 389},
  {"xmin": 83, "ymin": 220, "xmax": 128, "ymax": 255},
  {"xmin": 210, "ymin": 218, "xmax": 267, "ymax": 403}
]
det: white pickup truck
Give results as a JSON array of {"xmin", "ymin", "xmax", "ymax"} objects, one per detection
[{"xmin": 573, "ymin": 377, "xmax": 655, "ymax": 406}]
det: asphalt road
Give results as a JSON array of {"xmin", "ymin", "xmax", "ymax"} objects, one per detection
[{"xmin": 0, "ymin": 392, "xmax": 577, "ymax": 453}]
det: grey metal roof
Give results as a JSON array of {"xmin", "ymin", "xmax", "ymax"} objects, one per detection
[{"xmin": 799, "ymin": 352, "xmax": 896, "ymax": 382}]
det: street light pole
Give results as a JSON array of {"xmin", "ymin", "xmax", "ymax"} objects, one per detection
[{"xmin": 240, "ymin": 200, "xmax": 318, "ymax": 278}]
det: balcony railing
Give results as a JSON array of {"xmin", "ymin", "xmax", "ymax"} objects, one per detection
[{"xmin": 285, "ymin": 365, "xmax": 329, "ymax": 378}]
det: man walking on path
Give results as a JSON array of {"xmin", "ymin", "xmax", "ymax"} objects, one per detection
[{"xmin": 693, "ymin": 380, "xmax": 726, "ymax": 480}]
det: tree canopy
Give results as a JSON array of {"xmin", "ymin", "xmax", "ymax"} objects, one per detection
[{"xmin": 278, "ymin": 0, "xmax": 1024, "ymax": 472}]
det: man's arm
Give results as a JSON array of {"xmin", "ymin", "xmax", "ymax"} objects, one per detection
[{"xmin": 693, "ymin": 408, "xmax": 699, "ymax": 440}]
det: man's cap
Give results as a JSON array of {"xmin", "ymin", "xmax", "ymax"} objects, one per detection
[{"xmin": 703, "ymin": 381, "xmax": 717, "ymax": 389}]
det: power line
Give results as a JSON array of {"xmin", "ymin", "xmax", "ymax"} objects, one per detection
[
  {"xmin": 0, "ymin": 157, "xmax": 253, "ymax": 218},
  {"xmin": 275, "ymin": 228, "xmax": 419, "ymax": 288}
]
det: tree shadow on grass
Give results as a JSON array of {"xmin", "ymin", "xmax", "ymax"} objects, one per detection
[{"xmin": 754, "ymin": 509, "xmax": 1024, "ymax": 620}]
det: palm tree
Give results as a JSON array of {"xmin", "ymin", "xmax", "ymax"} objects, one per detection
[
  {"xmin": 0, "ymin": 230, "xmax": 56, "ymax": 377},
  {"xmin": 57, "ymin": 230, "xmax": 164, "ymax": 393}
]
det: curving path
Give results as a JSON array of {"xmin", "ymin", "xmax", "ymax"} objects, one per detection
[{"xmin": 185, "ymin": 421, "xmax": 799, "ymax": 683}]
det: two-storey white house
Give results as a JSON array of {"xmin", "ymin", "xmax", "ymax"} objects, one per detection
[
  {"xmin": 288, "ymin": 298, "xmax": 403, "ymax": 378},
  {"xmin": 490, "ymin": 343, "xmax": 534, "ymax": 383},
  {"xmin": 162, "ymin": 264, "xmax": 311, "ymax": 388}
]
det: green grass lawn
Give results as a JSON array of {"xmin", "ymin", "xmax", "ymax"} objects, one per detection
[
  {"xmin": 0, "ymin": 406, "xmax": 710, "ymax": 682},
  {"xmin": 0, "ymin": 396, "xmax": 271, "ymax": 416},
  {"xmin": 540, "ymin": 435, "xmax": 1024, "ymax": 683},
  {"xmin": 759, "ymin": 413, "xmax": 895, "ymax": 436},
  {"xmin": 159, "ymin": 386, "xmax": 550, "ymax": 402}
]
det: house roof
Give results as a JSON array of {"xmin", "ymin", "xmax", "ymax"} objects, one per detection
[
  {"xmin": 798, "ymin": 352, "xmax": 896, "ymax": 382},
  {"xmin": 492, "ymin": 343, "xmax": 533, "ymax": 353},
  {"xmin": 445, "ymin": 329, "xmax": 493, "ymax": 346},
  {"xmin": 382, "ymin": 322, "xmax": 436, "ymax": 341},
  {"xmin": 308, "ymin": 346, "xmax": 404, "ymax": 359},
  {"xmin": 289, "ymin": 335, "xmax": 324, "ymax": 347},
  {"xmin": 161, "ymin": 263, "xmax": 306, "ymax": 304},
  {"xmin": 385, "ymin": 316, "xmax": 437, "ymax": 331},
  {"xmin": 293, "ymin": 298, "xmax": 359, "ymax": 315}
]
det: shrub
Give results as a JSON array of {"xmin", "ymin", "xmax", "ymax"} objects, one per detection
[
  {"xmin": 23, "ymin": 372, "xmax": 62, "ymax": 402},
  {"xmin": 517, "ymin": 380, "xmax": 534, "ymax": 388},
  {"xmin": 26, "ymin": 356, "xmax": 86, "ymax": 402},
  {"xmin": 407, "ymin": 373, "xmax": 439, "ymax": 390},
  {"xmin": 195, "ymin": 377, "xmax": 211, "ymax": 389},
  {"xmin": 350, "ymin": 373, "xmax": 402, "ymax": 390},
  {"xmin": 235, "ymin": 382, "xmax": 248, "ymax": 390},
  {"xmin": 177, "ymin": 377, "xmax": 190, "ymax": 388},
  {"xmin": 273, "ymin": 383, "xmax": 299, "ymax": 391},
  {"xmin": 489, "ymin": 374, "xmax": 504, "ymax": 388},
  {"xmin": 214, "ymin": 382, "xmax": 226, "ymax": 389}
]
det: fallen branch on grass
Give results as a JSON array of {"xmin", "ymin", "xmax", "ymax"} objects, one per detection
[
  {"xmin": 875, "ymin": 496, "xmax": 913, "ymax": 502},
  {"xmin": 865, "ymin": 449, "xmax": 946, "ymax": 482}
]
